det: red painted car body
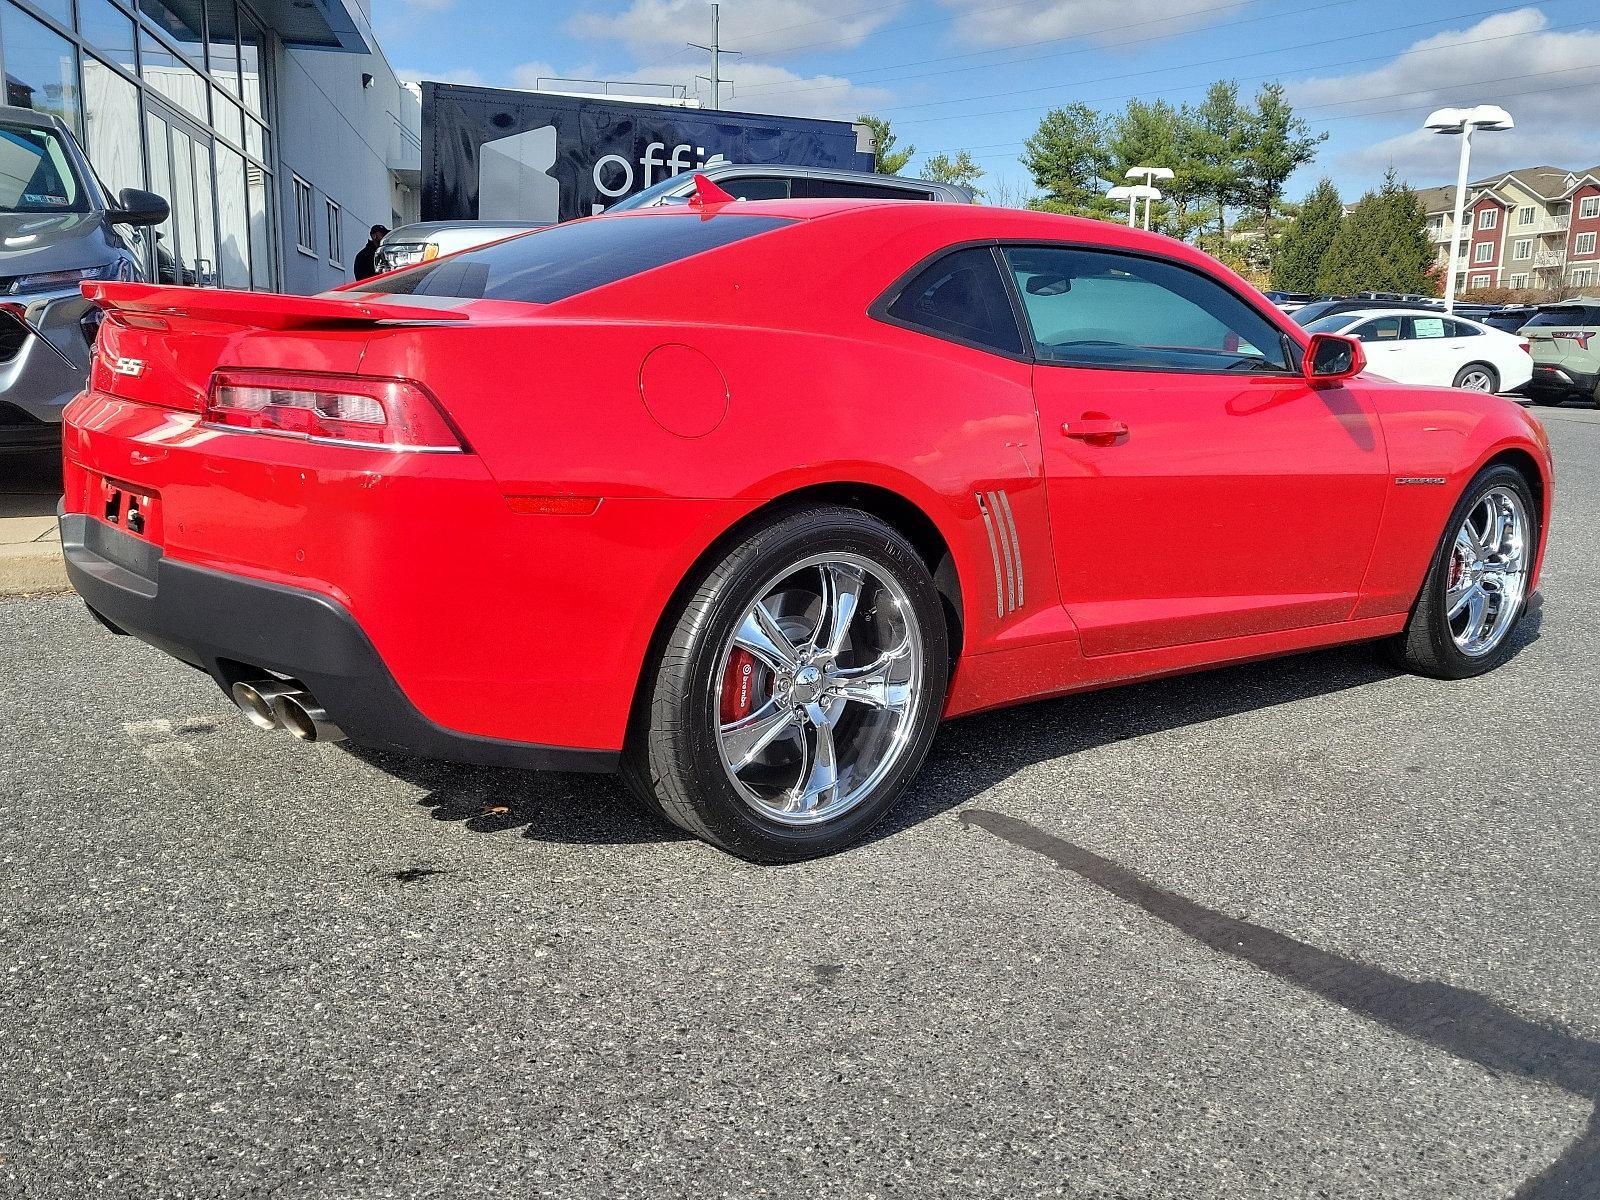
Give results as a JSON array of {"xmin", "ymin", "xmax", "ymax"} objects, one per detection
[{"xmin": 60, "ymin": 201, "xmax": 1553, "ymax": 771}]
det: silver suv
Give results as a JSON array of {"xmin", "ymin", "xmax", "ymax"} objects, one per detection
[{"xmin": 0, "ymin": 104, "xmax": 167, "ymax": 449}]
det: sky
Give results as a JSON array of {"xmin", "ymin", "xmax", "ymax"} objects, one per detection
[{"xmin": 369, "ymin": 0, "xmax": 1600, "ymax": 204}]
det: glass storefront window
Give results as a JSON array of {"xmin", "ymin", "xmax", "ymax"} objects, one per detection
[
  {"xmin": 82, "ymin": 52, "xmax": 143, "ymax": 195},
  {"xmin": 135, "ymin": 0, "xmax": 203, "ymax": 61},
  {"xmin": 246, "ymin": 159, "xmax": 270, "ymax": 289},
  {"xmin": 212, "ymin": 86, "xmax": 240, "ymax": 144},
  {"xmin": 2, "ymin": 3, "xmax": 83, "ymax": 138},
  {"xmin": 77, "ymin": 0, "xmax": 138, "ymax": 74},
  {"xmin": 28, "ymin": 0, "xmax": 72, "ymax": 30},
  {"xmin": 238, "ymin": 10, "xmax": 262, "ymax": 119},
  {"xmin": 215, "ymin": 141, "xmax": 248, "ymax": 287},
  {"xmin": 140, "ymin": 27, "xmax": 206, "ymax": 123},
  {"xmin": 243, "ymin": 114, "xmax": 263, "ymax": 160},
  {"xmin": 206, "ymin": 0, "xmax": 240, "ymax": 97}
]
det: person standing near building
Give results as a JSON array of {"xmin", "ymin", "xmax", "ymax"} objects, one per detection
[{"xmin": 353, "ymin": 225, "xmax": 389, "ymax": 280}]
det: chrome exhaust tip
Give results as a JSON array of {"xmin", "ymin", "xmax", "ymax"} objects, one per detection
[
  {"xmin": 231, "ymin": 679, "xmax": 302, "ymax": 731},
  {"xmin": 271, "ymin": 692, "xmax": 346, "ymax": 744}
]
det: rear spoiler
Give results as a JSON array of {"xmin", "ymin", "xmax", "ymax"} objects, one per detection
[{"xmin": 82, "ymin": 281, "xmax": 473, "ymax": 330}]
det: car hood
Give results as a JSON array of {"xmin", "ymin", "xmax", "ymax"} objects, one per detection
[{"xmin": 0, "ymin": 211, "xmax": 117, "ymax": 275}]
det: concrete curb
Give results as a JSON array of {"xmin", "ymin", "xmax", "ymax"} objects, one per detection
[{"xmin": 0, "ymin": 542, "xmax": 70, "ymax": 596}]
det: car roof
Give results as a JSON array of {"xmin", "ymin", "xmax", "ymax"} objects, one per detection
[
  {"xmin": 696, "ymin": 161, "xmax": 971, "ymax": 199},
  {"xmin": 1322, "ymin": 307, "xmax": 1498, "ymax": 329},
  {"xmin": 0, "ymin": 103, "xmax": 66, "ymax": 132}
]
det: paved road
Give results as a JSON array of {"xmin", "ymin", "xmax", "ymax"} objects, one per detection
[{"xmin": 3, "ymin": 407, "xmax": 1597, "ymax": 1199}]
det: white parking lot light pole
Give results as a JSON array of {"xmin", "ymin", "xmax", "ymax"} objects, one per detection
[
  {"xmin": 1425, "ymin": 105, "xmax": 1514, "ymax": 314},
  {"xmin": 1107, "ymin": 185, "xmax": 1138, "ymax": 225},
  {"xmin": 1126, "ymin": 166, "xmax": 1173, "ymax": 231}
]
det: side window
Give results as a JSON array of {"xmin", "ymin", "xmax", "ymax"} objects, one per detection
[
  {"xmin": 790, "ymin": 178, "xmax": 933, "ymax": 201},
  {"xmin": 1001, "ymin": 245, "xmax": 1290, "ymax": 372},
  {"xmin": 1351, "ymin": 317, "xmax": 1403, "ymax": 342},
  {"xmin": 1446, "ymin": 319, "xmax": 1482, "ymax": 337},
  {"xmin": 1407, "ymin": 315, "xmax": 1448, "ymax": 340},
  {"xmin": 882, "ymin": 246, "xmax": 1024, "ymax": 356},
  {"xmin": 723, "ymin": 176, "xmax": 790, "ymax": 201}
]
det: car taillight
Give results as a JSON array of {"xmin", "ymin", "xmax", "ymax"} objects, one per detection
[
  {"xmin": 204, "ymin": 369, "xmax": 463, "ymax": 451},
  {"xmin": 1520, "ymin": 341, "xmax": 1531, "ymax": 355}
]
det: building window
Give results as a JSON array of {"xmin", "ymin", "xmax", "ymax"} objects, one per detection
[
  {"xmin": 1471, "ymin": 274, "xmax": 1491, "ymax": 289},
  {"xmin": 1577, "ymin": 232, "xmax": 1599, "ymax": 257},
  {"xmin": 1573, "ymin": 268, "xmax": 1594, "ymax": 288},
  {"xmin": 1478, "ymin": 208, "xmax": 1498, "ymax": 230},
  {"xmin": 1509, "ymin": 274, "xmax": 1528, "ymax": 289},
  {"xmin": 292, "ymin": 176, "xmax": 315, "ymax": 256},
  {"xmin": 325, "ymin": 199, "xmax": 342, "ymax": 267},
  {"xmin": 1518, "ymin": 205, "xmax": 1535, "ymax": 225},
  {"xmin": 1513, "ymin": 239, "xmax": 1532, "ymax": 261},
  {"xmin": 1474, "ymin": 241, "xmax": 1494, "ymax": 263},
  {"xmin": 1581, "ymin": 196, "xmax": 1600, "ymax": 220}
]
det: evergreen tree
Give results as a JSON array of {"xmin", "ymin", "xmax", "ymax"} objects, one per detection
[
  {"xmin": 922, "ymin": 149, "xmax": 985, "ymax": 197},
  {"xmin": 857, "ymin": 114, "xmax": 913, "ymax": 175},
  {"xmin": 1184, "ymin": 82, "xmax": 1250, "ymax": 239},
  {"xmin": 1021, "ymin": 103, "xmax": 1111, "ymax": 215},
  {"xmin": 1106, "ymin": 98, "xmax": 1182, "ymax": 232},
  {"xmin": 1273, "ymin": 179, "xmax": 1343, "ymax": 291},
  {"xmin": 1240, "ymin": 82, "xmax": 1326, "ymax": 269},
  {"xmin": 1316, "ymin": 171, "xmax": 1434, "ymax": 294},
  {"xmin": 1371, "ymin": 171, "xmax": 1435, "ymax": 294}
]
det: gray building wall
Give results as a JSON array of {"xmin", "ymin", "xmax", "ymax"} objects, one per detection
[{"xmin": 272, "ymin": 11, "xmax": 418, "ymax": 295}]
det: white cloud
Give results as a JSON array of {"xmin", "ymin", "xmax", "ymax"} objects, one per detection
[
  {"xmin": 938, "ymin": 0, "xmax": 1248, "ymax": 49},
  {"xmin": 503, "ymin": 57, "xmax": 892, "ymax": 120},
  {"xmin": 394, "ymin": 66, "xmax": 484, "ymax": 86},
  {"xmin": 1287, "ymin": 9, "xmax": 1600, "ymax": 181},
  {"xmin": 566, "ymin": 0, "xmax": 899, "ymax": 58}
]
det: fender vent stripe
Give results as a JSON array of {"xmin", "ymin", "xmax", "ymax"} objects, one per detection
[{"xmin": 975, "ymin": 489, "xmax": 1025, "ymax": 618}]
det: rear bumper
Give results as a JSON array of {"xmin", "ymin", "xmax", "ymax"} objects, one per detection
[
  {"xmin": 1518, "ymin": 364, "xmax": 1599, "ymax": 398},
  {"xmin": 60, "ymin": 509, "xmax": 619, "ymax": 773}
]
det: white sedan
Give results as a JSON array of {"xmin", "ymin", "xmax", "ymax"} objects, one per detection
[{"xmin": 1300, "ymin": 308, "xmax": 1532, "ymax": 393}]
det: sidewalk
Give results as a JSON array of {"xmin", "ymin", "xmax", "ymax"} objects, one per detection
[{"xmin": 0, "ymin": 450, "xmax": 68, "ymax": 596}]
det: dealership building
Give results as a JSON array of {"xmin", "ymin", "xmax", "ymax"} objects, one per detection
[{"xmin": 0, "ymin": 0, "xmax": 418, "ymax": 295}]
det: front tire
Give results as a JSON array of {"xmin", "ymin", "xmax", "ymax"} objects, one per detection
[
  {"xmin": 625, "ymin": 506, "xmax": 948, "ymax": 863},
  {"xmin": 1452, "ymin": 363, "xmax": 1498, "ymax": 392},
  {"xmin": 1385, "ymin": 463, "xmax": 1537, "ymax": 679}
]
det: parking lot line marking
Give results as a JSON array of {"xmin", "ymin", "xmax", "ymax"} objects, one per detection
[{"xmin": 959, "ymin": 807, "xmax": 1600, "ymax": 1198}]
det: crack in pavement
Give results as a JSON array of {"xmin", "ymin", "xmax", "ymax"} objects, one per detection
[{"xmin": 960, "ymin": 807, "xmax": 1600, "ymax": 1199}]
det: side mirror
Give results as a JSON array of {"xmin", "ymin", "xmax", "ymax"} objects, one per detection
[
  {"xmin": 109, "ymin": 187, "xmax": 169, "ymax": 227},
  {"xmin": 1303, "ymin": 333, "xmax": 1365, "ymax": 384}
]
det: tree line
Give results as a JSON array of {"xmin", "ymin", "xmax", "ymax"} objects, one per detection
[{"xmin": 857, "ymin": 82, "xmax": 1438, "ymax": 294}]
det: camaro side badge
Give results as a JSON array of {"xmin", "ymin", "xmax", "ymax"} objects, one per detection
[
  {"xmin": 112, "ymin": 356, "xmax": 145, "ymax": 378},
  {"xmin": 1395, "ymin": 476, "xmax": 1447, "ymax": 486}
]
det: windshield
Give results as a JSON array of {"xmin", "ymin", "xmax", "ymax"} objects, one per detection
[
  {"xmin": 1301, "ymin": 313, "xmax": 1357, "ymax": 334},
  {"xmin": 608, "ymin": 173, "xmax": 695, "ymax": 212},
  {"xmin": 0, "ymin": 121, "xmax": 87, "ymax": 213}
]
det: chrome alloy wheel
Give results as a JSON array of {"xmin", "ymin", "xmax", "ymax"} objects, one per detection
[
  {"xmin": 1446, "ymin": 485, "xmax": 1529, "ymax": 657},
  {"xmin": 714, "ymin": 553, "xmax": 923, "ymax": 826},
  {"xmin": 1457, "ymin": 367, "xmax": 1496, "ymax": 392}
]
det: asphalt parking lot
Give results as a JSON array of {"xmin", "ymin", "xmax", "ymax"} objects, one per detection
[{"xmin": 2, "ymin": 406, "xmax": 1597, "ymax": 1199}]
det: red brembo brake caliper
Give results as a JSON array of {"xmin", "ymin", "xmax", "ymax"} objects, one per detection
[{"xmin": 720, "ymin": 649, "xmax": 759, "ymax": 723}]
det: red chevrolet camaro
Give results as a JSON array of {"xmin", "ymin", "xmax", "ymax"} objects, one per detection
[{"xmin": 61, "ymin": 197, "xmax": 1552, "ymax": 861}]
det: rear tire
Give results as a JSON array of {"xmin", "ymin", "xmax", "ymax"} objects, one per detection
[
  {"xmin": 1384, "ymin": 463, "xmax": 1537, "ymax": 679},
  {"xmin": 625, "ymin": 506, "xmax": 948, "ymax": 863},
  {"xmin": 1452, "ymin": 363, "xmax": 1498, "ymax": 392}
]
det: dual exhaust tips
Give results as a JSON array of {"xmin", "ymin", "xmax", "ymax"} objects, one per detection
[{"xmin": 231, "ymin": 679, "xmax": 346, "ymax": 743}]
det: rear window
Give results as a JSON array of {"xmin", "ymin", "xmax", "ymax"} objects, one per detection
[
  {"xmin": 358, "ymin": 213, "xmax": 794, "ymax": 304},
  {"xmin": 1523, "ymin": 306, "xmax": 1600, "ymax": 328}
]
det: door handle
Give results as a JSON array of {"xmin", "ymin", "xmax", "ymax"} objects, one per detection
[{"xmin": 1063, "ymin": 417, "xmax": 1128, "ymax": 443}]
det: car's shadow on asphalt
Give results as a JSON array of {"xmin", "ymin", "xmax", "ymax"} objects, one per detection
[{"xmin": 342, "ymin": 610, "xmax": 1542, "ymax": 853}]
